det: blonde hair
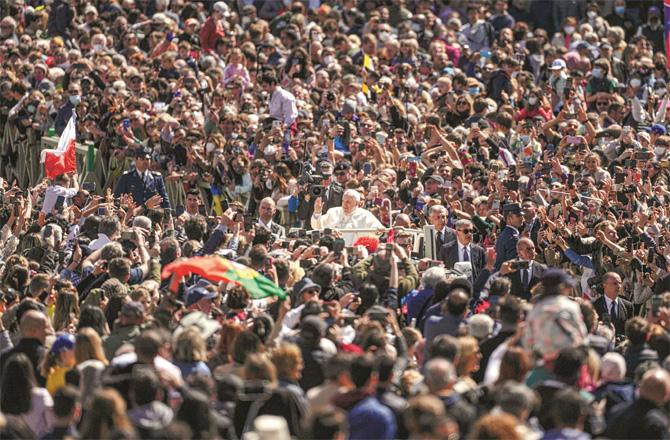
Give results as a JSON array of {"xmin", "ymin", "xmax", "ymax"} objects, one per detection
[
  {"xmin": 173, "ymin": 327, "xmax": 207, "ymax": 363},
  {"xmin": 270, "ymin": 344, "xmax": 303, "ymax": 380},
  {"xmin": 456, "ymin": 336, "xmax": 479, "ymax": 376},
  {"xmin": 53, "ymin": 288, "xmax": 80, "ymax": 332},
  {"xmin": 76, "ymin": 327, "xmax": 109, "ymax": 366}
]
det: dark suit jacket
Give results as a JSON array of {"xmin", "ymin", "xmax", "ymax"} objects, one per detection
[
  {"xmin": 257, "ymin": 221, "xmax": 286, "ymax": 238},
  {"xmin": 505, "ymin": 261, "xmax": 546, "ymax": 301},
  {"xmin": 114, "ymin": 168, "xmax": 171, "ymax": 209},
  {"xmin": 418, "ymin": 226, "xmax": 457, "ymax": 259},
  {"xmin": 439, "ymin": 241, "xmax": 485, "ymax": 281},
  {"xmin": 494, "ymin": 225, "xmax": 519, "ymax": 269},
  {"xmin": 593, "ymin": 295, "xmax": 634, "ymax": 336}
]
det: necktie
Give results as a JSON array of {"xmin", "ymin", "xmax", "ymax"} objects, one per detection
[
  {"xmin": 463, "ymin": 246, "xmax": 470, "ymax": 262},
  {"xmin": 437, "ymin": 231, "xmax": 443, "ymax": 244},
  {"xmin": 610, "ymin": 300, "xmax": 617, "ymax": 320},
  {"xmin": 522, "ymin": 268, "xmax": 530, "ymax": 289}
]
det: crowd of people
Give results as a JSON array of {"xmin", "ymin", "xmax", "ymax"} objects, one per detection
[{"xmin": 3, "ymin": 0, "xmax": 670, "ymax": 438}]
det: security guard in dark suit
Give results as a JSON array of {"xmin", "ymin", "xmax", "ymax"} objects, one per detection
[
  {"xmin": 114, "ymin": 147, "xmax": 171, "ymax": 210},
  {"xmin": 494, "ymin": 203, "xmax": 523, "ymax": 270}
]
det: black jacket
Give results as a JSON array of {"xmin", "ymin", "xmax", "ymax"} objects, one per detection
[
  {"xmin": 0, "ymin": 337, "xmax": 46, "ymax": 387},
  {"xmin": 505, "ymin": 262, "xmax": 546, "ymax": 301},
  {"xmin": 606, "ymin": 397, "xmax": 669, "ymax": 439},
  {"xmin": 593, "ymin": 295, "xmax": 634, "ymax": 337},
  {"xmin": 233, "ymin": 385, "xmax": 304, "ymax": 438}
]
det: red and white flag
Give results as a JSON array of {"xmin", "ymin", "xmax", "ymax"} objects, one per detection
[{"xmin": 41, "ymin": 114, "xmax": 77, "ymax": 180}]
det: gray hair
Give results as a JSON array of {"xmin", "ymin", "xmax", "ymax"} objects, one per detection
[
  {"xmin": 421, "ymin": 267, "xmax": 447, "ymax": 289},
  {"xmin": 132, "ymin": 216, "xmax": 152, "ymax": 231},
  {"xmin": 454, "ymin": 219, "xmax": 473, "ymax": 230},
  {"xmin": 496, "ymin": 382, "xmax": 536, "ymax": 418},
  {"xmin": 424, "ymin": 358, "xmax": 456, "ymax": 391},
  {"xmin": 343, "ymin": 189, "xmax": 361, "ymax": 202},
  {"xmin": 429, "ymin": 204, "xmax": 447, "ymax": 216},
  {"xmin": 468, "ymin": 314, "xmax": 494, "ymax": 340}
]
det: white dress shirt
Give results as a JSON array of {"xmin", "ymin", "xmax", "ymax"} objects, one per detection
[
  {"xmin": 458, "ymin": 242, "xmax": 471, "ymax": 262},
  {"xmin": 311, "ymin": 206, "xmax": 383, "ymax": 245},
  {"xmin": 269, "ymin": 86, "xmax": 298, "ymax": 126},
  {"xmin": 41, "ymin": 185, "xmax": 79, "ymax": 213},
  {"xmin": 605, "ymin": 296, "xmax": 618, "ymax": 316}
]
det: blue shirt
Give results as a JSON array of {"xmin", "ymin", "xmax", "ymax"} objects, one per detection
[{"xmin": 348, "ymin": 396, "xmax": 396, "ymax": 440}]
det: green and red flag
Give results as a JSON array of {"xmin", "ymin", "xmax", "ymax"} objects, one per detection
[{"xmin": 161, "ymin": 255, "xmax": 287, "ymax": 300}]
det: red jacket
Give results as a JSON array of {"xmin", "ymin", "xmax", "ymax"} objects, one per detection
[
  {"xmin": 199, "ymin": 16, "xmax": 224, "ymax": 53},
  {"xmin": 515, "ymin": 105, "xmax": 553, "ymax": 122}
]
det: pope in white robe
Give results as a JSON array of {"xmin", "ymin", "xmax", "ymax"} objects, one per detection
[{"xmin": 310, "ymin": 189, "xmax": 384, "ymax": 245}]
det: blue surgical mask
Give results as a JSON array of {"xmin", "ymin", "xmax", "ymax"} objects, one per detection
[
  {"xmin": 468, "ymin": 86, "xmax": 480, "ymax": 96},
  {"xmin": 520, "ymin": 135, "xmax": 530, "ymax": 144},
  {"xmin": 592, "ymin": 68, "xmax": 603, "ymax": 79},
  {"xmin": 615, "ymin": 6, "xmax": 625, "ymax": 15}
]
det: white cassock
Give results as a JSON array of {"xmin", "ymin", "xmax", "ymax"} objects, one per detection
[{"xmin": 311, "ymin": 207, "xmax": 384, "ymax": 245}]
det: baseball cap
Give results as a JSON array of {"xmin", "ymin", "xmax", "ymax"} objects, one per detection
[
  {"xmin": 50, "ymin": 333, "xmax": 75, "ymax": 354},
  {"xmin": 185, "ymin": 286, "xmax": 218, "ymax": 307},
  {"xmin": 120, "ymin": 301, "xmax": 145, "ymax": 318},
  {"xmin": 426, "ymin": 174, "xmax": 445, "ymax": 185},
  {"xmin": 549, "ymin": 59, "xmax": 567, "ymax": 70},
  {"xmin": 648, "ymin": 123, "xmax": 667, "ymax": 135}
]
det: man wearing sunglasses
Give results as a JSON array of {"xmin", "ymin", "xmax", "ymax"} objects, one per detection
[{"xmin": 439, "ymin": 219, "xmax": 485, "ymax": 282}]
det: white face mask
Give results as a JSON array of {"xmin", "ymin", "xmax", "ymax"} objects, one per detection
[
  {"xmin": 528, "ymin": 96, "xmax": 538, "ymax": 105},
  {"xmin": 205, "ymin": 142, "xmax": 216, "ymax": 153},
  {"xmin": 587, "ymin": 11, "xmax": 597, "ymax": 19},
  {"xmin": 323, "ymin": 55, "xmax": 334, "ymax": 66},
  {"xmin": 378, "ymin": 31, "xmax": 390, "ymax": 42},
  {"xmin": 631, "ymin": 78, "xmax": 642, "ymax": 88},
  {"xmin": 655, "ymin": 147, "xmax": 666, "ymax": 156},
  {"xmin": 564, "ymin": 26, "xmax": 575, "ymax": 35},
  {"xmin": 92, "ymin": 43, "xmax": 104, "ymax": 52}
]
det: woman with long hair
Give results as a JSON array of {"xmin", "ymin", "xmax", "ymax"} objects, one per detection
[
  {"xmin": 454, "ymin": 336, "xmax": 482, "ymax": 394},
  {"xmin": 173, "ymin": 326, "xmax": 212, "ymax": 379},
  {"xmin": 1, "ymin": 353, "xmax": 55, "ymax": 437},
  {"xmin": 209, "ymin": 320, "xmax": 244, "ymax": 371},
  {"xmin": 72, "ymin": 328, "xmax": 109, "ymax": 412},
  {"xmin": 77, "ymin": 305, "xmax": 110, "ymax": 337},
  {"xmin": 52, "ymin": 288, "xmax": 80, "ymax": 332},
  {"xmin": 79, "ymin": 388, "xmax": 135, "ymax": 439}
]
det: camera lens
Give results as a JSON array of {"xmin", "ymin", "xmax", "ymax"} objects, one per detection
[
  {"xmin": 311, "ymin": 186, "xmax": 323, "ymax": 197},
  {"xmin": 326, "ymin": 92, "xmax": 335, "ymax": 101}
]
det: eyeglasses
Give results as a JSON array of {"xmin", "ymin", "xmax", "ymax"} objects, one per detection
[
  {"xmin": 335, "ymin": 171, "xmax": 347, "ymax": 176},
  {"xmin": 596, "ymin": 102, "xmax": 609, "ymax": 106},
  {"xmin": 458, "ymin": 229, "xmax": 474, "ymax": 234}
]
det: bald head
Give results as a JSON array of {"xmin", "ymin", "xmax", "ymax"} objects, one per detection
[
  {"xmin": 424, "ymin": 358, "xmax": 457, "ymax": 392},
  {"xmin": 259, "ymin": 197, "xmax": 277, "ymax": 223},
  {"xmin": 639, "ymin": 369, "xmax": 670, "ymax": 406},
  {"xmin": 517, "ymin": 237, "xmax": 536, "ymax": 261},
  {"xmin": 20, "ymin": 310, "xmax": 49, "ymax": 343},
  {"xmin": 394, "ymin": 214, "xmax": 411, "ymax": 228}
]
